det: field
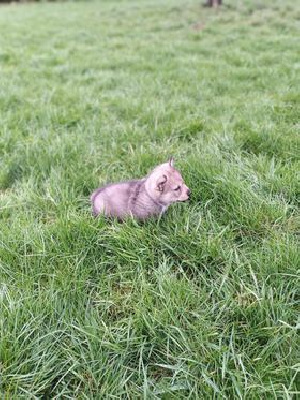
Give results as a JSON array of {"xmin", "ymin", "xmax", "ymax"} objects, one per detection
[{"xmin": 0, "ymin": 0, "xmax": 299, "ymax": 397}]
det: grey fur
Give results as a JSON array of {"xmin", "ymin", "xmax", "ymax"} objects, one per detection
[{"xmin": 91, "ymin": 160, "xmax": 190, "ymax": 220}]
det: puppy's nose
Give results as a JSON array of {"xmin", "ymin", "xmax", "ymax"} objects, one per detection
[{"xmin": 187, "ymin": 189, "xmax": 191, "ymax": 196}]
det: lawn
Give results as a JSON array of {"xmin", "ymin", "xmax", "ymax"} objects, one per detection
[{"xmin": 0, "ymin": 0, "xmax": 299, "ymax": 397}]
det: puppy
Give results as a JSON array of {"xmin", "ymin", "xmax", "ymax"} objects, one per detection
[{"xmin": 91, "ymin": 157, "xmax": 190, "ymax": 220}]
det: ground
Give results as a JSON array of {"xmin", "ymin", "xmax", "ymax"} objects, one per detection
[{"xmin": 0, "ymin": 0, "xmax": 299, "ymax": 397}]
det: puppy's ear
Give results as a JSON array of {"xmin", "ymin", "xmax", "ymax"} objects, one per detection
[
  {"xmin": 168, "ymin": 157, "xmax": 174, "ymax": 167},
  {"xmin": 156, "ymin": 174, "xmax": 168, "ymax": 191}
]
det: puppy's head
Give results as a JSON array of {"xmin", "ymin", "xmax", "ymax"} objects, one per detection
[{"xmin": 145, "ymin": 157, "xmax": 190, "ymax": 205}]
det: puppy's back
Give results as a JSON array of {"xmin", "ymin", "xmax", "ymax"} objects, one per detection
[{"xmin": 92, "ymin": 180, "xmax": 139, "ymax": 217}]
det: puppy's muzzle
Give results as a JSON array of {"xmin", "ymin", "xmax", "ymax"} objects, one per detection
[{"xmin": 183, "ymin": 188, "xmax": 191, "ymax": 201}]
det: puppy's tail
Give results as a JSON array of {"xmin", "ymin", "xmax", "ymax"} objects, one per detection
[
  {"xmin": 91, "ymin": 188, "xmax": 104, "ymax": 216},
  {"xmin": 91, "ymin": 188, "xmax": 101, "ymax": 203}
]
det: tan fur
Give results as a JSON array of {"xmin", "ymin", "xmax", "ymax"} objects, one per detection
[{"xmin": 91, "ymin": 158, "xmax": 190, "ymax": 220}]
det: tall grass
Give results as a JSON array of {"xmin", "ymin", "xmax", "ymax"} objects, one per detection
[{"xmin": 0, "ymin": 0, "xmax": 299, "ymax": 397}]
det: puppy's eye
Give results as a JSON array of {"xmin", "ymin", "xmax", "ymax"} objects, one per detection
[{"xmin": 174, "ymin": 186, "xmax": 181, "ymax": 191}]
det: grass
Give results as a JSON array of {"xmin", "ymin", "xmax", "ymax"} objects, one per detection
[{"xmin": 0, "ymin": 0, "xmax": 299, "ymax": 397}]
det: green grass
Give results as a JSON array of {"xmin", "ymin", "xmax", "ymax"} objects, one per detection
[{"xmin": 0, "ymin": 0, "xmax": 299, "ymax": 397}]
